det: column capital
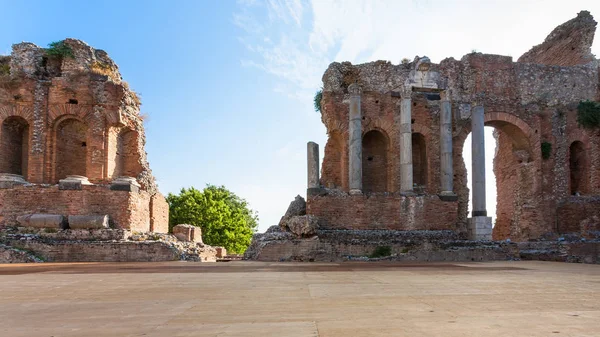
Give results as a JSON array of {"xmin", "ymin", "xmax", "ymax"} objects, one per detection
[
  {"xmin": 348, "ymin": 83, "xmax": 362, "ymax": 96},
  {"xmin": 400, "ymin": 86, "xmax": 412, "ymax": 99},
  {"xmin": 471, "ymin": 92, "xmax": 485, "ymax": 107},
  {"xmin": 440, "ymin": 90, "xmax": 451, "ymax": 102}
]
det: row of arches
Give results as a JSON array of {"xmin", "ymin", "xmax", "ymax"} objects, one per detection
[
  {"xmin": 0, "ymin": 116, "xmax": 141, "ymax": 183},
  {"xmin": 326, "ymin": 129, "xmax": 429, "ymax": 193}
]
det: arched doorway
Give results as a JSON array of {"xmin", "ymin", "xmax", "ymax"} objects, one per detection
[
  {"xmin": 569, "ymin": 141, "xmax": 588, "ymax": 195},
  {"xmin": 459, "ymin": 114, "xmax": 539, "ymax": 241},
  {"xmin": 362, "ymin": 129, "xmax": 389, "ymax": 193},
  {"xmin": 55, "ymin": 118, "xmax": 88, "ymax": 181},
  {"xmin": 412, "ymin": 132, "xmax": 427, "ymax": 190},
  {"xmin": 0, "ymin": 116, "xmax": 29, "ymax": 177}
]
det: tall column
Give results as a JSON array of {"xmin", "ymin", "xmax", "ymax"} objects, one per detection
[
  {"xmin": 439, "ymin": 92, "xmax": 455, "ymax": 199},
  {"xmin": 468, "ymin": 95, "xmax": 492, "ymax": 241},
  {"xmin": 307, "ymin": 141, "xmax": 319, "ymax": 189},
  {"xmin": 471, "ymin": 103, "xmax": 486, "ymax": 216},
  {"xmin": 400, "ymin": 87, "xmax": 413, "ymax": 193},
  {"xmin": 348, "ymin": 84, "xmax": 362, "ymax": 194}
]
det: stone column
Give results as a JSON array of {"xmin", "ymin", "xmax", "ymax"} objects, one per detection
[
  {"xmin": 400, "ymin": 88, "xmax": 413, "ymax": 193},
  {"xmin": 471, "ymin": 103, "xmax": 486, "ymax": 216},
  {"xmin": 468, "ymin": 96, "xmax": 492, "ymax": 240},
  {"xmin": 439, "ymin": 92, "xmax": 456, "ymax": 200},
  {"xmin": 307, "ymin": 141, "xmax": 319, "ymax": 189},
  {"xmin": 348, "ymin": 84, "xmax": 362, "ymax": 194}
]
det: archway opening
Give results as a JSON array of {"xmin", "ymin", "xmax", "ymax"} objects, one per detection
[
  {"xmin": 412, "ymin": 132, "xmax": 427, "ymax": 190},
  {"xmin": 0, "ymin": 116, "xmax": 29, "ymax": 176},
  {"xmin": 462, "ymin": 120, "xmax": 534, "ymax": 241},
  {"xmin": 321, "ymin": 131, "xmax": 345, "ymax": 189},
  {"xmin": 55, "ymin": 118, "xmax": 87, "ymax": 181},
  {"xmin": 362, "ymin": 130, "xmax": 388, "ymax": 193},
  {"xmin": 569, "ymin": 141, "xmax": 588, "ymax": 195}
]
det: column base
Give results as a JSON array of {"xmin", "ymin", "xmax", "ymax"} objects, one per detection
[
  {"xmin": 438, "ymin": 191, "xmax": 458, "ymax": 202},
  {"xmin": 468, "ymin": 216, "xmax": 492, "ymax": 241},
  {"xmin": 400, "ymin": 190, "xmax": 416, "ymax": 197},
  {"xmin": 349, "ymin": 189, "xmax": 362, "ymax": 195}
]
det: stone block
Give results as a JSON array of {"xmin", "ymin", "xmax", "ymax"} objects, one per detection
[
  {"xmin": 59, "ymin": 175, "xmax": 92, "ymax": 190},
  {"xmin": 110, "ymin": 177, "xmax": 141, "ymax": 192},
  {"xmin": 468, "ymin": 216, "xmax": 493, "ymax": 241},
  {"xmin": 173, "ymin": 224, "xmax": 202, "ymax": 243},
  {"xmin": 215, "ymin": 247, "xmax": 227, "ymax": 258},
  {"xmin": 0, "ymin": 174, "xmax": 28, "ymax": 189},
  {"xmin": 17, "ymin": 214, "xmax": 65, "ymax": 229},
  {"xmin": 68, "ymin": 215, "xmax": 109, "ymax": 229}
]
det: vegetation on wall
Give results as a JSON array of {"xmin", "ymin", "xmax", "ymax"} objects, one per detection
[
  {"xmin": 0, "ymin": 63, "xmax": 9, "ymax": 76},
  {"xmin": 314, "ymin": 88, "xmax": 322, "ymax": 113},
  {"xmin": 167, "ymin": 185, "xmax": 258, "ymax": 254},
  {"xmin": 45, "ymin": 41, "xmax": 74, "ymax": 59},
  {"xmin": 541, "ymin": 141, "xmax": 552, "ymax": 160},
  {"xmin": 577, "ymin": 100, "xmax": 600, "ymax": 129},
  {"xmin": 369, "ymin": 246, "xmax": 392, "ymax": 258}
]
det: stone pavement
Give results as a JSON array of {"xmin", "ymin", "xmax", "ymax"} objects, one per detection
[{"xmin": 0, "ymin": 261, "xmax": 598, "ymax": 336}]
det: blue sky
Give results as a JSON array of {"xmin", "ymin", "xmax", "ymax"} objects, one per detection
[{"xmin": 1, "ymin": 0, "xmax": 599, "ymax": 232}]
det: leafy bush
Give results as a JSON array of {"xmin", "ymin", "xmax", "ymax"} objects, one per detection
[
  {"xmin": 0, "ymin": 63, "xmax": 9, "ymax": 76},
  {"xmin": 167, "ymin": 185, "xmax": 258, "ymax": 254},
  {"xmin": 314, "ymin": 89, "xmax": 322, "ymax": 113},
  {"xmin": 541, "ymin": 141, "xmax": 552, "ymax": 160},
  {"xmin": 577, "ymin": 100, "xmax": 600, "ymax": 129},
  {"xmin": 369, "ymin": 246, "xmax": 392, "ymax": 258},
  {"xmin": 45, "ymin": 41, "xmax": 74, "ymax": 58}
]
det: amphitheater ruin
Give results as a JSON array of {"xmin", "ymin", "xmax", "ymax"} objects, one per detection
[{"xmin": 246, "ymin": 11, "xmax": 600, "ymax": 263}]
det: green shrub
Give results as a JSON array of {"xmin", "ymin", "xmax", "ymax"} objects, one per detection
[
  {"xmin": 577, "ymin": 100, "xmax": 600, "ymax": 129},
  {"xmin": 369, "ymin": 246, "xmax": 392, "ymax": 258},
  {"xmin": 541, "ymin": 141, "xmax": 552, "ymax": 160},
  {"xmin": 45, "ymin": 41, "xmax": 74, "ymax": 59},
  {"xmin": 0, "ymin": 63, "xmax": 9, "ymax": 76},
  {"xmin": 313, "ymin": 89, "xmax": 322, "ymax": 113}
]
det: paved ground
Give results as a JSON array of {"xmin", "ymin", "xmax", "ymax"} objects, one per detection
[{"xmin": 0, "ymin": 261, "xmax": 598, "ymax": 337}]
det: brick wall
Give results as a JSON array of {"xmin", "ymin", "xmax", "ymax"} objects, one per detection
[
  {"xmin": 150, "ymin": 193, "xmax": 169, "ymax": 233},
  {"xmin": 0, "ymin": 185, "xmax": 152, "ymax": 231},
  {"xmin": 557, "ymin": 196, "xmax": 600, "ymax": 235},
  {"xmin": 308, "ymin": 193, "xmax": 457, "ymax": 230}
]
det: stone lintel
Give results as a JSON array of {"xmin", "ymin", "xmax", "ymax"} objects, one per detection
[{"xmin": 438, "ymin": 192, "xmax": 458, "ymax": 202}]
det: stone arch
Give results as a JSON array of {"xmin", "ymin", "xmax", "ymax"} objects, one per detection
[
  {"xmin": 0, "ymin": 116, "xmax": 29, "ymax": 177},
  {"xmin": 321, "ymin": 130, "xmax": 346, "ymax": 189},
  {"xmin": 362, "ymin": 129, "xmax": 390, "ymax": 193},
  {"xmin": 54, "ymin": 117, "xmax": 88, "ymax": 182},
  {"xmin": 116, "ymin": 128, "xmax": 142, "ymax": 178},
  {"xmin": 412, "ymin": 132, "xmax": 427, "ymax": 189},
  {"xmin": 569, "ymin": 140, "xmax": 589, "ymax": 195},
  {"xmin": 455, "ymin": 111, "xmax": 542, "ymax": 241}
]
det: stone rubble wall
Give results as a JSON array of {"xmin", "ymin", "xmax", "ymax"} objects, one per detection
[{"xmin": 245, "ymin": 229, "xmax": 600, "ymax": 264}]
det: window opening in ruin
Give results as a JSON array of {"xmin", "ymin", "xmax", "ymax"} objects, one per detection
[
  {"xmin": 362, "ymin": 130, "xmax": 388, "ymax": 193},
  {"xmin": 412, "ymin": 133, "xmax": 427, "ymax": 189},
  {"xmin": 0, "ymin": 116, "xmax": 29, "ymax": 176},
  {"xmin": 68, "ymin": 99, "xmax": 78, "ymax": 104},
  {"xmin": 55, "ymin": 118, "xmax": 87, "ymax": 181},
  {"xmin": 569, "ymin": 141, "xmax": 587, "ymax": 195}
]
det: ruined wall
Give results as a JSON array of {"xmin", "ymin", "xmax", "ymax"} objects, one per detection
[
  {"xmin": 308, "ymin": 192, "xmax": 457, "ymax": 231},
  {"xmin": 0, "ymin": 39, "xmax": 156, "ymax": 190},
  {"xmin": 0, "ymin": 39, "xmax": 167, "ymax": 233},
  {"xmin": 150, "ymin": 193, "xmax": 169, "ymax": 233},
  {"xmin": 310, "ymin": 11, "xmax": 600, "ymax": 241},
  {"xmin": 0, "ymin": 185, "xmax": 152, "ymax": 231}
]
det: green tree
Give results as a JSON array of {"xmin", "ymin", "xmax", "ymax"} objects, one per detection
[{"xmin": 166, "ymin": 185, "xmax": 258, "ymax": 254}]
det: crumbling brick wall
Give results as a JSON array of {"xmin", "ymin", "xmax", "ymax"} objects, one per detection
[
  {"xmin": 0, "ymin": 39, "xmax": 167, "ymax": 233},
  {"xmin": 310, "ymin": 11, "xmax": 600, "ymax": 241}
]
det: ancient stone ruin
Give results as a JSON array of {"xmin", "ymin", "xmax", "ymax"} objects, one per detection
[
  {"xmin": 246, "ymin": 11, "xmax": 600, "ymax": 263},
  {"xmin": 0, "ymin": 39, "xmax": 216, "ymax": 262}
]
